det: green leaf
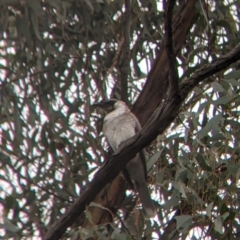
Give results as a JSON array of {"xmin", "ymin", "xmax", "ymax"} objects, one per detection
[
  {"xmin": 222, "ymin": 212, "xmax": 229, "ymax": 221},
  {"xmin": 175, "ymin": 215, "xmax": 192, "ymax": 234},
  {"xmin": 223, "ymin": 78, "xmax": 240, "ymax": 86},
  {"xmin": 84, "ymin": 0, "xmax": 94, "ymax": 13},
  {"xmin": 70, "ymin": 231, "xmax": 79, "ymax": 240},
  {"xmin": 30, "ymin": 11, "xmax": 42, "ymax": 40},
  {"xmin": 216, "ymin": 19, "xmax": 233, "ymax": 33},
  {"xmin": 235, "ymin": 168, "xmax": 240, "ymax": 181},
  {"xmin": 26, "ymin": 190, "xmax": 36, "ymax": 205},
  {"xmin": 197, "ymin": 114, "xmax": 223, "ymax": 139},
  {"xmin": 211, "ymin": 133, "xmax": 226, "ymax": 141},
  {"xmin": 156, "ymin": 167, "xmax": 166, "ymax": 184},
  {"xmin": 195, "ymin": 153, "xmax": 212, "ymax": 171},
  {"xmin": 147, "ymin": 150, "xmax": 162, "ymax": 172},
  {"xmin": 213, "ymin": 95, "xmax": 236, "ymax": 105},
  {"xmin": 177, "ymin": 182, "xmax": 187, "ymax": 199},
  {"xmin": 227, "ymin": 163, "xmax": 240, "ymax": 175},
  {"xmin": 224, "ymin": 70, "xmax": 240, "ymax": 79},
  {"xmin": 184, "ymin": 127, "xmax": 190, "ymax": 143},
  {"xmin": 27, "ymin": 0, "xmax": 43, "ymax": 14},
  {"xmin": 13, "ymin": 105, "xmax": 22, "ymax": 143},
  {"xmin": 211, "ymin": 82, "xmax": 225, "ymax": 92},
  {"xmin": 48, "ymin": 0, "xmax": 61, "ymax": 10},
  {"xmin": 16, "ymin": 16, "xmax": 32, "ymax": 47},
  {"xmin": 46, "ymin": 43, "xmax": 58, "ymax": 54},
  {"xmin": 111, "ymin": 228, "xmax": 129, "ymax": 240},
  {"xmin": 214, "ymin": 216, "xmax": 223, "ymax": 234},
  {"xmin": 5, "ymin": 196, "xmax": 16, "ymax": 213},
  {"xmin": 164, "ymin": 195, "xmax": 180, "ymax": 209},
  {"xmin": 206, "ymin": 202, "xmax": 214, "ymax": 217},
  {"xmin": 0, "ymin": 218, "xmax": 19, "ymax": 233}
]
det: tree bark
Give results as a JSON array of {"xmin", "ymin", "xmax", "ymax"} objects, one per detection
[{"xmin": 132, "ymin": 0, "xmax": 197, "ymax": 125}]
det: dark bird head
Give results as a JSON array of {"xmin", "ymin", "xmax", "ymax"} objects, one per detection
[{"xmin": 92, "ymin": 99, "xmax": 118, "ymax": 113}]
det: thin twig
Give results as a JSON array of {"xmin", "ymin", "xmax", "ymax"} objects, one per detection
[
  {"xmin": 180, "ymin": 43, "xmax": 240, "ymax": 99},
  {"xmin": 2, "ymin": 61, "xmax": 68, "ymax": 86},
  {"xmin": 115, "ymin": 213, "xmax": 137, "ymax": 240}
]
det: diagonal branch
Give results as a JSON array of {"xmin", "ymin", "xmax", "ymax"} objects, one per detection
[
  {"xmin": 164, "ymin": 0, "xmax": 179, "ymax": 94},
  {"xmin": 179, "ymin": 43, "xmax": 240, "ymax": 99},
  {"xmin": 44, "ymin": 42, "xmax": 240, "ymax": 240}
]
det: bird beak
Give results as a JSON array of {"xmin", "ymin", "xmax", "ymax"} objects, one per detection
[
  {"xmin": 92, "ymin": 101, "xmax": 104, "ymax": 107},
  {"xmin": 92, "ymin": 100, "xmax": 114, "ymax": 112},
  {"xmin": 92, "ymin": 101, "xmax": 108, "ymax": 111}
]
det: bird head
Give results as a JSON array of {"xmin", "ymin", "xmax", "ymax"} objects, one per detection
[{"xmin": 92, "ymin": 99, "xmax": 118, "ymax": 113}]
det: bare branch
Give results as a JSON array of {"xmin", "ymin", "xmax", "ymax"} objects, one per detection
[
  {"xmin": 179, "ymin": 43, "xmax": 240, "ymax": 99},
  {"xmin": 164, "ymin": 0, "xmax": 179, "ymax": 94},
  {"xmin": 133, "ymin": 0, "xmax": 197, "ymax": 125},
  {"xmin": 119, "ymin": 0, "xmax": 131, "ymax": 103}
]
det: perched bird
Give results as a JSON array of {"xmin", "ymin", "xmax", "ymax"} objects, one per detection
[{"xmin": 93, "ymin": 99, "xmax": 156, "ymax": 218}]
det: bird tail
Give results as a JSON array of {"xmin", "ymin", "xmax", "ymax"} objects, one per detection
[{"xmin": 135, "ymin": 181, "xmax": 156, "ymax": 219}]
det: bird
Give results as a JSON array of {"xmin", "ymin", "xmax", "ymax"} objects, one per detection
[{"xmin": 93, "ymin": 99, "xmax": 156, "ymax": 218}]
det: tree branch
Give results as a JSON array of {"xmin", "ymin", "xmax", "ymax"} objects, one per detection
[
  {"xmin": 44, "ymin": 41, "xmax": 240, "ymax": 240},
  {"xmin": 179, "ymin": 43, "xmax": 240, "ymax": 99},
  {"xmin": 164, "ymin": 0, "xmax": 179, "ymax": 94},
  {"xmin": 119, "ymin": 0, "xmax": 131, "ymax": 103},
  {"xmin": 133, "ymin": 0, "xmax": 197, "ymax": 125}
]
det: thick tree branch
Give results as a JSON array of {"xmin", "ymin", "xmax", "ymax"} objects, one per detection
[
  {"xmin": 119, "ymin": 0, "xmax": 131, "ymax": 103},
  {"xmin": 164, "ymin": 0, "xmax": 179, "ymax": 94},
  {"xmin": 133, "ymin": 0, "xmax": 197, "ymax": 125},
  {"xmin": 44, "ymin": 42, "xmax": 240, "ymax": 240}
]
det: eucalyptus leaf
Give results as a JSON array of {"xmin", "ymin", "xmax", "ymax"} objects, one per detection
[
  {"xmin": 214, "ymin": 216, "xmax": 223, "ymax": 234},
  {"xmin": 147, "ymin": 149, "xmax": 162, "ymax": 171},
  {"xmin": 175, "ymin": 215, "xmax": 192, "ymax": 233},
  {"xmin": 197, "ymin": 114, "xmax": 223, "ymax": 139},
  {"xmin": 0, "ymin": 218, "xmax": 19, "ymax": 233},
  {"xmin": 195, "ymin": 153, "xmax": 212, "ymax": 171},
  {"xmin": 206, "ymin": 202, "xmax": 214, "ymax": 217},
  {"xmin": 211, "ymin": 82, "xmax": 225, "ymax": 92},
  {"xmin": 224, "ymin": 70, "xmax": 240, "ymax": 79}
]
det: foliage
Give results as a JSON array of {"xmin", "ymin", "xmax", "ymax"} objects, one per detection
[{"xmin": 1, "ymin": 0, "xmax": 240, "ymax": 239}]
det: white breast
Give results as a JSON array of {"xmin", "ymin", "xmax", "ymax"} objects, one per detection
[{"xmin": 103, "ymin": 109, "xmax": 138, "ymax": 152}]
